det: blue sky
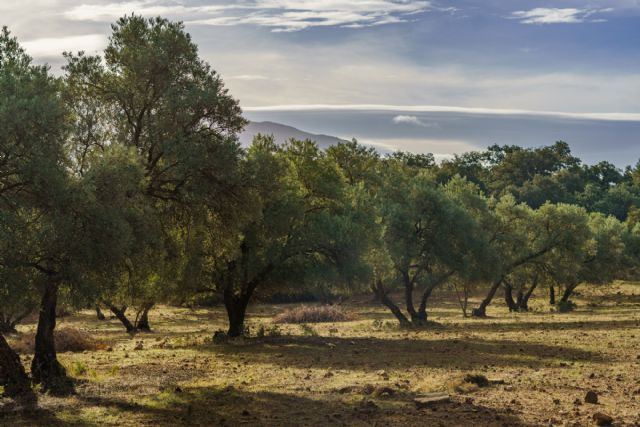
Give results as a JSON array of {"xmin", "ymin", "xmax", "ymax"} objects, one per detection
[{"xmin": 3, "ymin": 0, "xmax": 640, "ymax": 165}]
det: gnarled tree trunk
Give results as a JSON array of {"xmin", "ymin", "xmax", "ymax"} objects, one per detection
[
  {"xmin": 549, "ymin": 285, "xmax": 555, "ymax": 305},
  {"xmin": 95, "ymin": 305, "xmax": 105, "ymax": 321},
  {"xmin": 135, "ymin": 303, "xmax": 153, "ymax": 332},
  {"xmin": 31, "ymin": 280, "xmax": 71, "ymax": 394},
  {"xmin": 401, "ymin": 272, "xmax": 420, "ymax": 324},
  {"xmin": 372, "ymin": 279, "xmax": 411, "ymax": 327},
  {"xmin": 105, "ymin": 302, "xmax": 136, "ymax": 333},
  {"xmin": 472, "ymin": 277, "xmax": 502, "ymax": 317},
  {"xmin": 518, "ymin": 275, "xmax": 539, "ymax": 311},
  {"xmin": 503, "ymin": 282, "xmax": 518, "ymax": 312},
  {"xmin": 0, "ymin": 308, "xmax": 33, "ymax": 334},
  {"xmin": 560, "ymin": 283, "xmax": 579, "ymax": 304},
  {"xmin": 0, "ymin": 332, "xmax": 34, "ymax": 401}
]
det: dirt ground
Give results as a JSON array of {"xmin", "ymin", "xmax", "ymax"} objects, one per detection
[{"xmin": 1, "ymin": 282, "xmax": 640, "ymax": 426}]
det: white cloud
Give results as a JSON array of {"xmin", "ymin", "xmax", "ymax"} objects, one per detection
[
  {"xmin": 64, "ymin": 1, "xmax": 231, "ymax": 21},
  {"xmin": 229, "ymin": 74, "xmax": 270, "ymax": 81},
  {"xmin": 512, "ymin": 8, "xmax": 612, "ymax": 24},
  {"xmin": 392, "ymin": 115, "xmax": 436, "ymax": 127},
  {"xmin": 64, "ymin": 0, "xmax": 432, "ymax": 32},
  {"xmin": 245, "ymin": 104, "xmax": 640, "ymax": 122},
  {"xmin": 22, "ymin": 34, "xmax": 107, "ymax": 57}
]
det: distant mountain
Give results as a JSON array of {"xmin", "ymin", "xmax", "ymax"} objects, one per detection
[{"xmin": 240, "ymin": 121, "xmax": 348, "ymax": 149}]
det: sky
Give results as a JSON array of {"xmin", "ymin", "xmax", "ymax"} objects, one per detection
[{"xmin": 3, "ymin": 0, "xmax": 640, "ymax": 165}]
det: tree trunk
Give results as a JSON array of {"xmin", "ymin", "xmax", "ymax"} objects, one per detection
[
  {"xmin": 372, "ymin": 280, "xmax": 411, "ymax": 327},
  {"xmin": 549, "ymin": 285, "xmax": 555, "ymax": 305},
  {"xmin": 0, "ymin": 308, "xmax": 33, "ymax": 334},
  {"xmin": 0, "ymin": 319, "xmax": 17, "ymax": 334},
  {"xmin": 503, "ymin": 282, "xmax": 518, "ymax": 312},
  {"xmin": 135, "ymin": 303, "xmax": 153, "ymax": 332},
  {"xmin": 519, "ymin": 277, "xmax": 538, "ymax": 311},
  {"xmin": 31, "ymin": 280, "xmax": 71, "ymax": 394},
  {"xmin": 560, "ymin": 283, "xmax": 578, "ymax": 304},
  {"xmin": 0, "ymin": 332, "xmax": 34, "ymax": 401},
  {"xmin": 402, "ymin": 272, "xmax": 419, "ymax": 323},
  {"xmin": 415, "ymin": 285, "xmax": 434, "ymax": 325},
  {"xmin": 95, "ymin": 305, "xmax": 105, "ymax": 321},
  {"xmin": 472, "ymin": 277, "xmax": 502, "ymax": 317},
  {"xmin": 224, "ymin": 287, "xmax": 251, "ymax": 338},
  {"xmin": 106, "ymin": 303, "xmax": 136, "ymax": 333}
]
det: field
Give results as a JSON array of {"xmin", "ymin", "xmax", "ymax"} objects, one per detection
[{"xmin": 2, "ymin": 283, "xmax": 640, "ymax": 426}]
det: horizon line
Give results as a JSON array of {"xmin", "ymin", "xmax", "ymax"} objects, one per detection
[{"xmin": 242, "ymin": 104, "xmax": 640, "ymax": 122}]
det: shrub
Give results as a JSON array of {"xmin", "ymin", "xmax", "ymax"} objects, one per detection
[
  {"xmin": 272, "ymin": 305, "xmax": 355, "ymax": 324},
  {"xmin": 447, "ymin": 373, "xmax": 489, "ymax": 394},
  {"xmin": 69, "ymin": 361, "xmax": 88, "ymax": 376},
  {"xmin": 9, "ymin": 327, "xmax": 107, "ymax": 353}
]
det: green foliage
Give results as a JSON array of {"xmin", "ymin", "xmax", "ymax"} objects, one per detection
[{"xmin": 1, "ymin": 15, "xmax": 640, "ymax": 351}]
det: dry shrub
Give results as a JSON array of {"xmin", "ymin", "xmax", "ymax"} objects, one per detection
[
  {"xmin": 446, "ymin": 373, "xmax": 489, "ymax": 394},
  {"xmin": 272, "ymin": 305, "xmax": 355, "ymax": 324},
  {"xmin": 9, "ymin": 327, "xmax": 107, "ymax": 354}
]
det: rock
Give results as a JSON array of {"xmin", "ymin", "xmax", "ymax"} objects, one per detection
[
  {"xmin": 464, "ymin": 374, "xmax": 489, "ymax": 387},
  {"xmin": 361, "ymin": 384, "xmax": 375, "ymax": 395},
  {"xmin": 584, "ymin": 390, "xmax": 598, "ymax": 404},
  {"xmin": 372, "ymin": 386, "xmax": 394, "ymax": 397},
  {"xmin": 414, "ymin": 393, "xmax": 451, "ymax": 409},
  {"xmin": 592, "ymin": 412, "xmax": 613, "ymax": 426}
]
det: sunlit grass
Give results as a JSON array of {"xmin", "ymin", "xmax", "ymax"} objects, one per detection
[{"xmin": 3, "ymin": 281, "xmax": 640, "ymax": 426}]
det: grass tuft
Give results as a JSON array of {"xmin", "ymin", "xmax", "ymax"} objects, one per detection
[
  {"xmin": 272, "ymin": 305, "xmax": 355, "ymax": 324},
  {"xmin": 10, "ymin": 327, "xmax": 108, "ymax": 353}
]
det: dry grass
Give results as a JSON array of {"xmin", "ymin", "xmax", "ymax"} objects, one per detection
[
  {"xmin": 9, "ymin": 327, "xmax": 108, "ymax": 354},
  {"xmin": 1, "ymin": 282, "xmax": 640, "ymax": 426},
  {"xmin": 272, "ymin": 304, "xmax": 355, "ymax": 324}
]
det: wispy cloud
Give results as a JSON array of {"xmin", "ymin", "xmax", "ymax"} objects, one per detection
[
  {"xmin": 228, "ymin": 74, "xmax": 271, "ymax": 81},
  {"xmin": 22, "ymin": 34, "xmax": 107, "ymax": 57},
  {"xmin": 64, "ymin": 1, "xmax": 232, "ymax": 21},
  {"xmin": 512, "ymin": 8, "xmax": 612, "ymax": 24},
  {"xmin": 392, "ymin": 114, "xmax": 436, "ymax": 127},
  {"xmin": 64, "ymin": 0, "xmax": 432, "ymax": 32},
  {"xmin": 244, "ymin": 104, "xmax": 640, "ymax": 122}
]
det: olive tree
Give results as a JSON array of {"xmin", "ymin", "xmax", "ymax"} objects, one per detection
[
  {"xmin": 472, "ymin": 200, "xmax": 590, "ymax": 316},
  {"xmin": 63, "ymin": 15, "xmax": 246, "ymax": 331},
  {"xmin": 372, "ymin": 168, "xmax": 494, "ymax": 326},
  {"xmin": 190, "ymin": 136, "xmax": 371, "ymax": 336}
]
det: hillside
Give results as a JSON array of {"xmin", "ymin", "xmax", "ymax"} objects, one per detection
[{"xmin": 240, "ymin": 121, "xmax": 348, "ymax": 149}]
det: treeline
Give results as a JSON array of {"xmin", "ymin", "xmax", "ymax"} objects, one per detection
[{"xmin": 1, "ymin": 16, "xmax": 640, "ymax": 399}]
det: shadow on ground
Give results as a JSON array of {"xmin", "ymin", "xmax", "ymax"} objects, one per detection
[
  {"xmin": 205, "ymin": 334, "xmax": 603, "ymax": 371},
  {"xmin": 2, "ymin": 385, "xmax": 536, "ymax": 427}
]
